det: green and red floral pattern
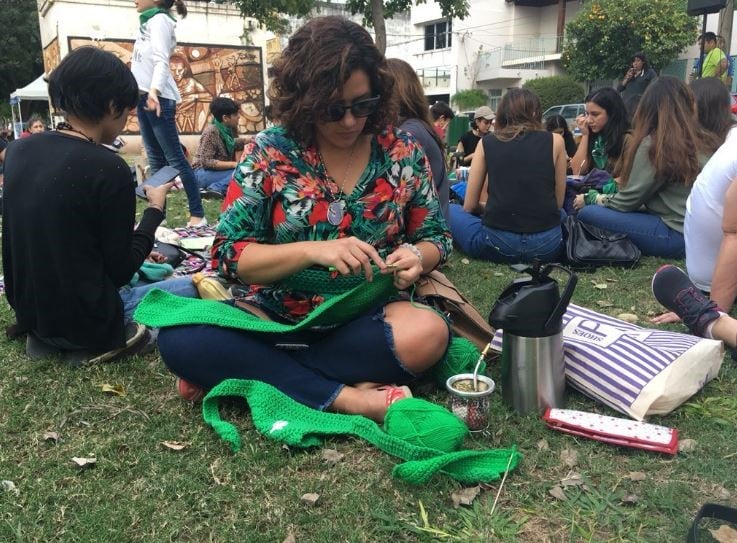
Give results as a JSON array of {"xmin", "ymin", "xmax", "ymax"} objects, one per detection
[{"xmin": 212, "ymin": 125, "xmax": 451, "ymax": 320}]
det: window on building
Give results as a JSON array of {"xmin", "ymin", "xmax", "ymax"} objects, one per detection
[
  {"xmin": 424, "ymin": 20, "xmax": 452, "ymax": 51},
  {"xmin": 489, "ymin": 89, "xmax": 502, "ymax": 113}
]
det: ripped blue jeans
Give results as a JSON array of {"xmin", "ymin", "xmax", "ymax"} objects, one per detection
[{"xmin": 158, "ymin": 305, "xmax": 420, "ymax": 410}]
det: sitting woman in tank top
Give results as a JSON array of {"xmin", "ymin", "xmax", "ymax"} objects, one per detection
[{"xmin": 448, "ymin": 88, "xmax": 567, "ymax": 263}]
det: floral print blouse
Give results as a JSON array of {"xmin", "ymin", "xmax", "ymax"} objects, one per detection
[{"xmin": 212, "ymin": 125, "xmax": 452, "ymax": 321}]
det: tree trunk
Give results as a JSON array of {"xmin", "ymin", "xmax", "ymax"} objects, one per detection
[
  {"xmin": 371, "ymin": 0, "xmax": 386, "ymax": 54},
  {"xmin": 718, "ymin": 0, "xmax": 734, "ymax": 56},
  {"xmin": 556, "ymin": 0, "xmax": 566, "ymax": 53}
]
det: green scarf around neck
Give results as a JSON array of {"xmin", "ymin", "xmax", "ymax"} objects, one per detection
[
  {"xmin": 139, "ymin": 7, "xmax": 176, "ymax": 32},
  {"xmin": 213, "ymin": 118, "xmax": 236, "ymax": 157}
]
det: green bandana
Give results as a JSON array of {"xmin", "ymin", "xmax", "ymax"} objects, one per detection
[
  {"xmin": 591, "ymin": 134, "xmax": 608, "ymax": 170},
  {"xmin": 213, "ymin": 118, "xmax": 236, "ymax": 157},
  {"xmin": 138, "ymin": 7, "xmax": 175, "ymax": 32}
]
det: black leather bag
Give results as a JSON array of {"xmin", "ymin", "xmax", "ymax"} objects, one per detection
[
  {"xmin": 563, "ymin": 215, "xmax": 641, "ymax": 270},
  {"xmin": 152, "ymin": 241, "xmax": 206, "ymax": 272}
]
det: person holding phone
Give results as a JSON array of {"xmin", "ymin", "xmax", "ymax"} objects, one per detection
[
  {"xmin": 157, "ymin": 17, "xmax": 452, "ymax": 422},
  {"xmin": 2, "ymin": 47, "xmax": 197, "ymax": 365},
  {"xmin": 131, "ymin": 0, "xmax": 206, "ymax": 228}
]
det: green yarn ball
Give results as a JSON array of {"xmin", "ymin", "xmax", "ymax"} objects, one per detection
[
  {"xmin": 430, "ymin": 337, "xmax": 487, "ymax": 386},
  {"xmin": 384, "ymin": 398, "xmax": 468, "ymax": 452}
]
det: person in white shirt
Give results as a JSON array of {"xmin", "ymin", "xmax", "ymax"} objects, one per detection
[{"xmin": 131, "ymin": 0, "xmax": 206, "ymax": 227}]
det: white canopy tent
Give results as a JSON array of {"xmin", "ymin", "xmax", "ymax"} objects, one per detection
[{"xmin": 9, "ymin": 75, "xmax": 52, "ymax": 139}]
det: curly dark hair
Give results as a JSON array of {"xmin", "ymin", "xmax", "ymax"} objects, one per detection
[{"xmin": 268, "ymin": 16, "xmax": 395, "ymax": 146}]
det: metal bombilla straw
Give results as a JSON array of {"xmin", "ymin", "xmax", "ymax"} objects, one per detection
[{"xmin": 472, "ymin": 342, "xmax": 492, "ymax": 391}]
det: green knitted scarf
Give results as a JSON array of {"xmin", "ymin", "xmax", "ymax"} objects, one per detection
[{"xmin": 203, "ymin": 379, "xmax": 521, "ymax": 485}]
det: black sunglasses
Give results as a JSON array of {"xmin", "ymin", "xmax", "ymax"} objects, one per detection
[{"xmin": 323, "ymin": 96, "xmax": 381, "ymax": 122}]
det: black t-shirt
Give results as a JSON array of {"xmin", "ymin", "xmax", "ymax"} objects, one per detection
[
  {"xmin": 2, "ymin": 131, "xmax": 163, "ymax": 350},
  {"xmin": 458, "ymin": 131, "xmax": 481, "ymax": 163},
  {"xmin": 482, "ymin": 131, "xmax": 560, "ymax": 233}
]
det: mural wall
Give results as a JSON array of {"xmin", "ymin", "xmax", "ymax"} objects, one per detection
[{"xmin": 68, "ymin": 37, "xmax": 265, "ymax": 135}]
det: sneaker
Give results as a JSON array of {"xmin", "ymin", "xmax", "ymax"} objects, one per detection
[
  {"xmin": 186, "ymin": 216, "xmax": 208, "ymax": 228},
  {"xmin": 63, "ymin": 322, "xmax": 150, "ymax": 366},
  {"xmin": 652, "ymin": 265, "xmax": 721, "ymax": 337},
  {"xmin": 176, "ymin": 377, "xmax": 205, "ymax": 402}
]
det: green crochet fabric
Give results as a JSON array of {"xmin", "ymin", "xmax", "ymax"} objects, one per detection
[
  {"xmin": 134, "ymin": 272, "xmax": 398, "ymax": 331},
  {"xmin": 202, "ymin": 379, "xmax": 521, "ymax": 485}
]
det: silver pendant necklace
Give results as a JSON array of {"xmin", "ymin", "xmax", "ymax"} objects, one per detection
[{"xmin": 318, "ymin": 141, "xmax": 358, "ymax": 226}]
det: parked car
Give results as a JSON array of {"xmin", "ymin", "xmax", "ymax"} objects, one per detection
[{"xmin": 542, "ymin": 103, "xmax": 585, "ymax": 130}]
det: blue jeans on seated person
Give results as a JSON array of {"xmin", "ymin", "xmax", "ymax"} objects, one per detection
[
  {"xmin": 157, "ymin": 306, "xmax": 422, "ymax": 410},
  {"xmin": 194, "ymin": 168, "xmax": 232, "ymax": 195},
  {"xmin": 449, "ymin": 203, "xmax": 563, "ymax": 263},
  {"xmin": 119, "ymin": 276, "xmax": 198, "ymax": 320},
  {"xmin": 576, "ymin": 205, "xmax": 684, "ymax": 258},
  {"xmin": 137, "ymin": 94, "xmax": 204, "ymax": 218}
]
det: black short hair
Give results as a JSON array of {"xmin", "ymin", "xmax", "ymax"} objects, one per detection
[
  {"xmin": 210, "ymin": 97, "xmax": 239, "ymax": 122},
  {"xmin": 430, "ymin": 101, "xmax": 454, "ymax": 121},
  {"xmin": 701, "ymin": 31, "xmax": 718, "ymax": 43},
  {"xmin": 48, "ymin": 46, "xmax": 139, "ymax": 123}
]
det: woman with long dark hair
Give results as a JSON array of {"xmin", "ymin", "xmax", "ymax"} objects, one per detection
[
  {"xmin": 448, "ymin": 88, "xmax": 567, "ymax": 263},
  {"xmin": 545, "ymin": 114, "xmax": 577, "ymax": 158},
  {"xmin": 157, "ymin": 17, "xmax": 451, "ymax": 422},
  {"xmin": 386, "ymin": 58, "xmax": 449, "ymax": 219},
  {"xmin": 577, "ymin": 76, "xmax": 712, "ymax": 257},
  {"xmin": 618, "ymin": 52, "xmax": 657, "ymax": 118},
  {"xmin": 570, "ymin": 87, "xmax": 629, "ymax": 176},
  {"xmin": 131, "ymin": 0, "xmax": 206, "ymax": 227}
]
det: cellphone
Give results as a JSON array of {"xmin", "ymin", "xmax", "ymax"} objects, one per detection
[{"xmin": 135, "ymin": 165, "xmax": 179, "ymax": 200}]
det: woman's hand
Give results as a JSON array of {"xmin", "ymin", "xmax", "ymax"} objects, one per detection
[
  {"xmin": 144, "ymin": 181, "xmax": 173, "ymax": 210},
  {"xmin": 573, "ymin": 194, "xmax": 586, "ymax": 211},
  {"xmin": 649, "ymin": 311, "xmax": 682, "ymax": 325},
  {"xmin": 575, "ymin": 114, "xmax": 589, "ymax": 136},
  {"xmin": 384, "ymin": 245, "xmax": 423, "ymax": 290},
  {"xmin": 307, "ymin": 237, "xmax": 386, "ymax": 281},
  {"xmin": 146, "ymin": 251, "xmax": 167, "ymax": 264},
  {"xmin": 145, "ymin": 92, "xmax": 161, "ymax": 117}
]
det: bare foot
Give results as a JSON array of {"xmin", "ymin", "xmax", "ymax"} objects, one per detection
[{"xmin": 331, "ymin": 386, "xmax": 391, "ymax": 422}]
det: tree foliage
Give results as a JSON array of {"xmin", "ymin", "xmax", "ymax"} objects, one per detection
[
  {"xmin": 229, "ymin": 0, "xmax": 468, "ymax": 53},
  {"xmin": 562, "ymin": 0, "xmax": 697, "ymax": 81},
  {"xmin": 0, "ymin": 0, "xmax": 44, "ymax": 118},
  {"xmin": 522, "ymin": 76, "xmax": 584, "ymax": 111},
  {"xmin": 450, "ymin": 89, "xmax": 488, "ymax": 110}
]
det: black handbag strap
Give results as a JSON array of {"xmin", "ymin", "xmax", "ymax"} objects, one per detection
[{"xmin": 687, "ymin": 503, "xmax": 737, "ymax": 542}]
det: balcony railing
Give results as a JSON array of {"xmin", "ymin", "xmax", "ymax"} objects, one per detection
[
  {"xmin": 476, "ymin": 36, "xmax": 563, "ymax": 81},
  {"xmin": 417, "ymin": 68, "xmax": 451, "ymax": 91}
]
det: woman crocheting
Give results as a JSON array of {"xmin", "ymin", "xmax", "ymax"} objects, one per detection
[{"xmin": 156, "ymin": 16, "xmax": 452, "ymax": 422}]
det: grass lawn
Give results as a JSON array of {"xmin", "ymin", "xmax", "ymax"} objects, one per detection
[{"xmin": 1, "ymin": 189, "xmax": 735, "ymax": 542}]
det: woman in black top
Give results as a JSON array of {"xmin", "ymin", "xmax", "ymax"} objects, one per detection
[
  {"xmin": 448, "ymin": 88, "xmax": 567, "ymax": 263},
  {"xmin": 545, "ymin": 115, "xmax": 578, "ymax": 158},
  {"xmin": 455, "ymin": 106, "xmax": 494, "ymax": 166},
  {"xmin": 2, "ymin": 47, "xmax": 197, "ymax": 365}
]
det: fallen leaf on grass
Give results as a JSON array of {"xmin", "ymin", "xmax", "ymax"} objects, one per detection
[
  {"xmin": 621, "ymin": 494, "xmax": 639, "ymax": 505},
  {"xmin": 605, "ymin": 278, "xmax": 618, "ymax": 283},
  {"xmin": 301, "ymin": 493, "xmax": 320, "ymax": 506},
  {"xmin": 43, "ymin": 431, "xmax": 59, "ymax": 443},
  {"xmin": 451, "ymin": 486, "xmax": 480, "ymax": 508},
  {"xmin": 591, "ymin": 281, "xmax": 608, "ymax": 290},
  {"xmin": 461, "ymin": 258, "xmax": 470, "ymax": 265},
  {"xmin": 282, "ymin": 534, "xmax": 297, "ymax": 543},
  {"xmin": 536, "ymin": 439, "xmax": 549, "ymax": 451},
  {"xmin": 493, "ymin": 272, "xmax": 504, "ymax": 277},
  {"xmin": 561, "ymin": 472, "xmax": 583, "ymax": 487},
  {"xmin": 628, "ymin": 471, "xmax": 646, "ymax": 482},
  {"xmin": 596, "ymin": 300, "xmax": 614, "ymax": 308},
  {"xmin": 710, "ymin": 525, "xmax": 737, "ymax": 543},
  {"xmin": 1, "ymin": 480, "xmax": 19, "ymax": 495},
  {"xmin": 679, "ymin": 439, "xmax": 697, "ymax": 452},
  {"xmin": 560, "ymin": 448, "xmax": 578, "ymax": 468},
  {"xmin": 100, "ymin": 383, "xmax": 126, "ymax": 396},
  {"xmin": 71, "ymin": 457, "xmax": 97, "ymax": 469},
  {"xmin": 617, "ymin": 313, "xmax": 639, "ymax": 323},
  {"xmin": 161, "ymin": 441, "xmax": 189, "ymax": 451},
  {"xmin": 321, "ymin": 449, "xmax": 344, "ymax": 464},
  {"xmin": 549, "ymin": 485, "xmax": 567, "ymax": 500}
]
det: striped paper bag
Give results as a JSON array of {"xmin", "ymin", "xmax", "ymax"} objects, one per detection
[{"xmin": 492, "ymin": 304, "xmax": 724, "ymax": 420}]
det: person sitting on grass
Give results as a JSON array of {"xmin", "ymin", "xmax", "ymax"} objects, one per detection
[
  {"xmin": 156, "ymin": 16, "xmax": 452, "ymax": 422},
  {"xmin": 2, "ymin": 46, "xmax": 197, "ymax": 365},
  {"xmin": 430, "ymin": 101, "xmax": 454, "ymax": 143},
  {"xmin": 575, "ymin": 77, "xmax": 712, "ymax": 258},
  {"xmin": 455, "ymin": 106, "xmax": 494, "ymax": 168},
  {"xmin": 448, "ymin": 88, "xmax": 567, "ymax": 263},
  {"xmin": 545, "ymin": 114, "xmax": 577, "ymax": 159},
  {"xmin": 192, "ymin": 96, "xmax": 251, "ymax": 199}
]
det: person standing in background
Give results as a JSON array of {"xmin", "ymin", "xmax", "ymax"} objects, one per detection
[
  {"xmin": 617, "ymin": 52, "xmax": 657, "ymax": 119},
  {"xmin": 691, "ymin": 32, "xmax": 728, "ymax": 83},
  {"xmin": 131, "ymin": 0, "xmax": 207, "ymax": 227}
]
